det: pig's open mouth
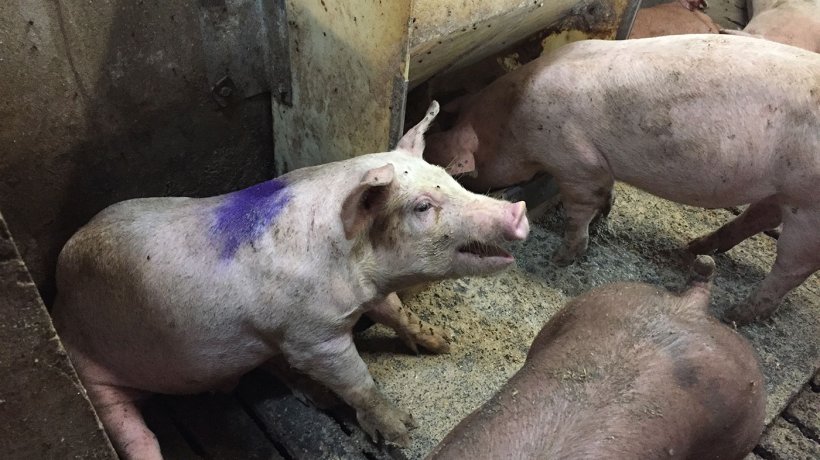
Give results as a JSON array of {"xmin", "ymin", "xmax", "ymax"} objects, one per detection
[{"xmin": 456, "ymin": 241, "xmax": 514, "ymax": 261}]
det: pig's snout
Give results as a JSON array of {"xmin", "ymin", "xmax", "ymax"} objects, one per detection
[{"xmin": 504, "ymin": 201, "xmax": 530, "ymax": 241}]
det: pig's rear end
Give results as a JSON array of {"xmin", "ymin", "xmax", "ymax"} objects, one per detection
[{"xmin": 429, "ymin": 256, "xmax": 766, "ymax": 459}]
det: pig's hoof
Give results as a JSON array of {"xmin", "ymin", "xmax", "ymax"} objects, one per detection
[
  {"xmin": 551, "ymin": 250, "xmax": 578, "ymax": 267},
  {"xmin": 722, "ymin": 302, "xmax": 775, "ymax": 326},
  {"xmin": 358, "ymin": 405, "xmax": 416, "ymax": 447},
  {"xmin": 400, "ymin": 323, "xmax": 451, "ymax": 355},
  {"xmin": 690, "ymin": 255, "xmax": 716, "ymax": 282}
]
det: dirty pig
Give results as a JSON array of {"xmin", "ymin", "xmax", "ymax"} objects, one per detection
[
  {"xmin": 428, "ymin": 256, "xmax": 766, "ymax": 460},
  {"xmin": 424, "ymin": 34, "xmax": 820, "ymax": 324},
  {"xmin": 629, "ymin": 1, "xmax": 720, "ymax": 39},
  {"xmin": 721, "ymin": 0, "xmax": 820, "ymax": 52},
  {"xmin": 50, "ymin": 101, "xmax": 530, "ymax": 460}
]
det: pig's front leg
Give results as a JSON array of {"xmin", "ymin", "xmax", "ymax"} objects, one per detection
[
  {"xmin": 88, "ymin": 384, "xmax": 160, "ymax": 460},
  {"xmin": 553, "ymin": 177, "xmax": 615, "ymax": 267},
  {"xmin": 280, "ymin": 332, "xmax": 417, "ymax": 446},
  {"xmin": 366, "ymin": 293, "xmax": 451, "ymax": 354}
]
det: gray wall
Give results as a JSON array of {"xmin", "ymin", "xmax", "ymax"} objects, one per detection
[{"xmin": 0, "ymin": 0, "xmax": 276, "ymax": 303}]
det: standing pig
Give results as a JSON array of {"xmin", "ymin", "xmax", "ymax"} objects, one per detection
[
  {"xmin": 721, "ymin": 0, "xmax": 820, "ymax": 52},
  {"xmin": 629, "ymin": 2, "xmax": 720, "ymax": 39},
  {"xmin": 428, "ymin": 256, "xmax": 766, "ymax": 460},
  {"xmin": 50, "ymin": 101, "xmax": 530, "ymax": 460},
  {"xmin": 424, "ymin": 34, "xmax": 820, "ymax": 324}
]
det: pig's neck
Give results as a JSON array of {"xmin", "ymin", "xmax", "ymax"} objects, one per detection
[
  {"xmin": 274, "ymin": 164, "xmax": 394, "ymax": 307},
  {"xmin": 345, "ymin": 238, "xmax": 411, "ymax": 300}
]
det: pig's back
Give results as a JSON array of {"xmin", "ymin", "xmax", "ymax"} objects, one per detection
[
  {"xmin": 531, "ymin": 35, "xmax": 820, "ymax": 207},
  {"xmin": 745, "ymin": 2, "xmax": 820, "ymax": 52}
]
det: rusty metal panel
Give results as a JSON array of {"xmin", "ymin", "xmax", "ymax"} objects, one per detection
[
  {"xmin": 409, "ymin": 0, "xmax": 639, "ymax": 87},
  {"xmin": 272, "ymin": 0, "xmax": 413, "ymax": 173}
]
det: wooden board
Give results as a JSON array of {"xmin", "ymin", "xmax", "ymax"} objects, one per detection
[
  {"xmin": 272, "ymin": 0, "xmax": 413, "ymax": 173},
  {"xmin": 0, "ymin": 211, "xmax": 116, "ymax": 459}
]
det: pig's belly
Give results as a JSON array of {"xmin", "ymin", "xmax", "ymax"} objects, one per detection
[
  {"xmin": 75, "ymin": 314, "xmax": 277, "ymax": 395},
  {"xmin": 610, "ymin": 155, "xmax": 776, "ymax": 209},
  {"xmin": 115, "ymin": 342, "xmax": 272, "ymax": 394}
]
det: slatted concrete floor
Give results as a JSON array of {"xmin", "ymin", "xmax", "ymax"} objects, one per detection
[
  {"xmin": 751, "ymin": 374, "xmax": 820, "ymax": 460},
  {"xmin": 144, "ymin": 369, "xmax": 403, "ymax": 459}
]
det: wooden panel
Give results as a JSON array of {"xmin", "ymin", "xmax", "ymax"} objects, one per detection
[
  {"xmin": 272, "ymin": 0, "xmax": 413, "ymax": 173},
  {"xmin": 0, "ymin": 211, "xmax": 116, "ymax": 458},
  {"xmin": 409, "ymin": 0, "xmax": 640, "ymax": 87}
]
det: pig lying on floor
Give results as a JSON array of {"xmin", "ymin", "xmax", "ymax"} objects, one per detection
[
  {"xmin": 424, "ymin": 34, "xmax": 820, "ymax": 324},
  {"xmin": 51, "ymin": 102, "xmax": 530, "ymax": 459},
  {"xmin": 721, "ymin": 0, "xmax": 820, "ymax": 53},
  {"xmin": 428, "ymin": 256, "xmax": 766, "ymax": 460}
]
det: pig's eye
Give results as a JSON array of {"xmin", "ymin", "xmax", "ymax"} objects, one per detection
[{"xmin": 414, "ymin": 202, "xmax": 432, "ymax": 213}]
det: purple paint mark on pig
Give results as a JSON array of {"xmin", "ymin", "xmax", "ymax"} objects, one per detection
[{"xmin": 212, "ymin": 179, "xmax": 291, "ymax": 259}]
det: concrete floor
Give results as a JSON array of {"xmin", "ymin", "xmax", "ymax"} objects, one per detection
[{"xmin": 359, "ymin": 184, "xmax": 820, "ymax": 459}]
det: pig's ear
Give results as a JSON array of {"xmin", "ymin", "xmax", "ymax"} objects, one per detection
[
  {"xmin": 397, "ymin": 101, "xmax": 440, "ymax": 158},
  {"xmin": 341, "ymin": 163, "xmax": 395, "ymax": 240},
  {"xmin": 446, "ymin": 150, "xmax": 476, "ymax": 176},
  {"xmin": 444, "ymin": 127, "xmax": 478, "ymax": 176}
]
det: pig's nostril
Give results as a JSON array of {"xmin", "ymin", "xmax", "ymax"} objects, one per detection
[
  {"xmin": 511, "ymin": 201, "xmax": 527, "ymax": 223},
  {"xmin": 505, "ymin": 201, "xmax": 530, "ymax": 241}
]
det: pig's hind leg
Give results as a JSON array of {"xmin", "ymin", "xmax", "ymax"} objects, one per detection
[
  {"xmin": 724, "ymin": 206, "xmax": 820, "ymax": 324},
  {"xmin": 366, "ymin": 292, "xmax": 451, "ymax": 354},
  {"xmin": 63, "ymin": 344, "xmax": 161, "ymax": 459},
  {"xmin": 86, "ymin": 382, "xmax": 161, "ymax": 460},
  {"xmin": 688, "ymin": 197, "xmax": 782, "ymax": 255},
  {"xmin": 553, "ymin": 175, "xmax": 615, "ymax": 267}
]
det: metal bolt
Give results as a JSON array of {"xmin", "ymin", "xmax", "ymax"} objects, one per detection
[{"xmin": 218, "ymin": 86, "xmax": 233, "ymax": 98}]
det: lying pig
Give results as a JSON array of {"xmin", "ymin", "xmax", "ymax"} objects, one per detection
[
  {"xmin": 424, "ymin": 34, "xmax": 820, "ymax": 324},
  {"xmin": 720, "ymin": 0, "xmax": 820, "ymax": 52},
  {"xmin": 50, "ymin": 101, "xmax": 530, "ymax": 459},
  {"xmin": 428, "ymin": 256, "xmax": 766, "ymax": 460},
  {"xmin": 629, "ymin": 2, "xmax": 720, "ymax": 39}
]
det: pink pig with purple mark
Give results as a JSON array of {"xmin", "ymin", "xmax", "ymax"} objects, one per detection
[{"xmin": 51, "ymin": 102, "xmax": 530, "ymax": 459}]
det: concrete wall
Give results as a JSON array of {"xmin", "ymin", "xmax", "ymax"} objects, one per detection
[{"xmin": 0, "ymin": 0, "xmax": 276, "ymax": 303}]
